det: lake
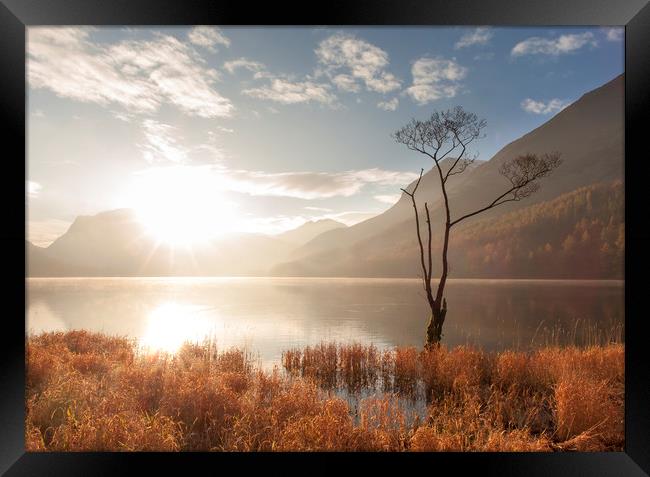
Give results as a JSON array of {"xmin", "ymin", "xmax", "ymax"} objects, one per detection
[{"xmin": 26, "ymin": 277, "xmax": 624, "ymax": 366}]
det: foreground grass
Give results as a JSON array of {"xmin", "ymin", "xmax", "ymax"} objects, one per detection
[{"xmin": 26, "ymin": 331, "xmax": 623, "ymax": 451}]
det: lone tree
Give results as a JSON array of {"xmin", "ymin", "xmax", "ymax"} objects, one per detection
[{"xmin": 393, "ymin": 106, "xmax": 562, "ymax": 349}]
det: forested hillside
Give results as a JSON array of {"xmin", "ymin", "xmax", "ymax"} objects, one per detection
[{"xmin": 447, "ymin": 181, "xmax": 624, "ymax": 278}]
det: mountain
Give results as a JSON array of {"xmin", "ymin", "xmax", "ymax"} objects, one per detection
[
  {"xmin": 276, "ymin": 219, "xmax": 347, "ymax": 246},
  {"xmin": 28, "ymin": 209, "xmax": 295, "ymax": 277},
  {"xmin": 27, "ymin": 240, "xmax": 100, "ymax": 276},
  {"xmin": 287, "ymin": 158, "xmax": 484, "ymax": 262},
  {"xmin": 273, "ymin": 181, "xmax": 624, "ymax": 279},
  {"xmin": 27, "ymin": 75, "xmax": 624, "ymax": 279},
  {"xmin": 272, "ymin": 74, "xmax": 624, "ymax": 278}
]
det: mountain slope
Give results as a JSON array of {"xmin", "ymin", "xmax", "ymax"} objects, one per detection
[
  {"xmin": 273, "ymin": 74, "xmax": 624, "ymax": 277},
  {"xmin": 273, "ymin": 181, "xmax": 624, "ymax": 279},
  {"xmin": 289, "ymin": 158, "xmax": 484, "ymax": 261},
  {"xmin": 28, "ymin": 209, "xmax": 295, "ymax": 277},
  {"xmin": 276, "ymin": 219, "xmax": 346, "ymax": 246}
]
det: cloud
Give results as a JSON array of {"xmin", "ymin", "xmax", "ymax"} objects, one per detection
[
  {"xmin": 374, "ymin": 193, "xmax": 401, "ymax": 205},
  {"xmin": 602, "ymin": 27, "xmax": 623, "ymax": 42},
  {"xmin": 405, "ymin": 57, "xmax": 467, "ymax": 104},
  {"xmin": 136, "ymin": 165, "xmax": 418, "ymax": 201},
  {"xmin": 139, "ymin": 120, "xmax": 226, "ymax": 164},
  {"xmin": 331, "ymin": 74, "xmax": 361, "ymax": 93},
  {"xmin": 521, "ymin": 98, "xmax": 570, "ymax": 114},
  {"xmin": 242, "ymin": 78, "xmax": 336, "ymax": 105},
  {"xmin": 223, "ymin": 58, "xmax": 266, "ymax": 74},
  {"xmin": 28, "ymin": 27, "xmax": 234, "ymax": 118},
  {"xmin": 187, "ymin": 26, "xmax": 231, "ymax": 51},
  {"xmin": 111, "ymin": 111, "xmax": 134, "ymax": 122},
  {"xmin": 511, "ymin": 32, "xmax": 598, "ymax": 57},
  {"xmin": 140, "ymin": 120, "xmax": 188, "ymax": 163},
  {"xmin": 222, "ymin": 168, "xmax": 416, "ymax": 199},
  {"xmin": 455, "ymin": 27, "xmax": 493, "ymax": 49},
  {"xmin": 27, "ymin": 180, "xmax": 42, "ymax": 198},
  {"xmin": 377, "ymin": 98, "xmax": 399, "ymax": 111},
  {"xmin": 304, "ymin": 206, "xmax": 333, "ymax": 212},
  {"xmin": 316, "ymin": 33, "xmax": 401, "ymax": 94}
]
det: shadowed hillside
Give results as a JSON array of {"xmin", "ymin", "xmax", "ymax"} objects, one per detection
[
  {"xmin": 274, "ymin": 181, "xmax": 623, "ymax": 279},
  {"xmin": 273, "ymin": 75, "xmax": 624, "ymax": 278}
]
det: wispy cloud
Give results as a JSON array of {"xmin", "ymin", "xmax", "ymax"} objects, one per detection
[
  {"xmin": 222, "ymin": 168, "xmax": 418, "ymax": 199},
  {"xmin": 405, "ymin": 57, "xmax": 467, "ymax": 104},
  {"xmin": 140, "ymin": 120, "xmax": 188, "ymax": 163},
  {"xmin": 187, "ymin": 26, "xmax": 231, "ymax": 51},
  {"xmin": 242, "ymin": 78, "xmax": 336, "ymax": 105},
  {"xmin": 28, "ymin": 27, "xmax": 234, "ymax": 118},
  {"xmin": 377, "ymin": 98, "xmax": 399, "ymax": 111},
  {"xmin": 136, "ymin": 165, "xmax": 418, "ymax": 201},
  {"xmin": 521, "ymin": 97, "xmax": 570, "ymax": 114},
  {"xmin": 602, "ymin": 27, "xmax": 623, "ymax": 42},
  {"xmin": 374, "ymin": 193, "xmax": 401, "ymax": 205},
  {"xmin": 27, "ymin": 180, "xmax": 42, "ymax": 198},
  {"xmin": 304, "ymin": 206, "xmax": 333, "ymax": 212},
  {"xmin": 316, "ymin": 33, "xmax": 401, "ymax": 94},
  {"xmin": 223, "ymin": 58, "xmax": 266, "ymax": 74},
  {"xmin": 455, "ymin": 27, "xmax": 493, "ymax": 49},
  {"xmin": 138, "ymin": 120, "xmax": 226, "ymax": 164},
  {"xmin": 511, "ymin": 32, "xmax": 598, "ymax": 57}
]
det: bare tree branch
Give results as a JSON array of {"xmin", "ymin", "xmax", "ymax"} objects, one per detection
[
  {"xmin": 424, "ymin": 202, "xmax": 432, "ymax": 284},
  {"xmin": 450, "ymin": 152, "xmax": 562, "ymax": 227},
  {"xmin": 400, "ymin": 168, "xmax": 429, "ymax": 291}
]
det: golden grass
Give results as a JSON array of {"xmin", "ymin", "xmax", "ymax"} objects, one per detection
[{"xmin": 26, "ymin": 331, "xmax": 624, "ymax": 452}]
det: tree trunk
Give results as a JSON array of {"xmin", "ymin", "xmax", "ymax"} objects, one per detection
[
  {"xmin": 425, "ymin": 298, "xmax": 447, "ymax": 349},
  {"xmin": 425, "ymin": 221, "xmax": 451, "ymax": 349}
]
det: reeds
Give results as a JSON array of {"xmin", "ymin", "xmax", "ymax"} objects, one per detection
[{"xmin": 26, "ymin": 331, "xmax": 624, "ymax": 452}]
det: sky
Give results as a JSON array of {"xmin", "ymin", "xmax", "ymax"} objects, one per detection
[{"xmin": 26, "ymin": 26, "xmax": 624, "ymax": 246}]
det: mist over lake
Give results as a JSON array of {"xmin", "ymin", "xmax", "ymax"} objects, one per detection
[{"xmin": 27, "ymin": 277, "xmax": 624, "ymax": 365}]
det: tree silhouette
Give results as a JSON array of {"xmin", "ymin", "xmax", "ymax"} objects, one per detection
[{"xmin": 393, "ymin": 106, "xmax": 562, "ymax": 348}]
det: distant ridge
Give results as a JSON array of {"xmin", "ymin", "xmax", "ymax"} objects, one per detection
[
  {"xmin": 27, "ymin": 75, "xmax": 623, "ymax": 279},
  {"xmin": 276, "ymin": 219, "xmax": 347, "ymax": 246},
  {"xmin": 272, "ymin": 74, "xmax": 624, "ymax": 278}
]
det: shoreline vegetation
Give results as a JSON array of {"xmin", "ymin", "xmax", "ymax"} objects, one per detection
[{"xmin": 26, "ymin": 331, "xmax": 623, "ymax": 452}]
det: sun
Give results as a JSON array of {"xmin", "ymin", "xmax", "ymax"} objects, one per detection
[{"xmin": 128, "ymin": 166, "xmax": 239, "ymax": 246}]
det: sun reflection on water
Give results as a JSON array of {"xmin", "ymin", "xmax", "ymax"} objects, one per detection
[{"xmin": 140, "ymin": 302, "xmax": 217, "ymax": 354}]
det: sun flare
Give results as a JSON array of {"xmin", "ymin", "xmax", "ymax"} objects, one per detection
[{"xmin": 128, "ymin": 167, "xmax": 239, "ymax": 246}]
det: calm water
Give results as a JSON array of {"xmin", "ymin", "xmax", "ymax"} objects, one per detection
[{"xmin": 26, "ymin": 277, "xmax": 624, "ymax": 366}]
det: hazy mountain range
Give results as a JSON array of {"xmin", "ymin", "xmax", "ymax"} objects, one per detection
[{"xmin": 27, "ymin": 75, "xmax": 624, "ymax": 279}]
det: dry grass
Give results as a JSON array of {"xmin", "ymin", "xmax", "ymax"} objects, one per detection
[{"xmin": 26, "ymin": 331, "xmax": 624, "ymax": 452}]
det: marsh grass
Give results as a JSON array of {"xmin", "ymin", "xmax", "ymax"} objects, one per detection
[{"xmin": 26, "ymin": 331, "xmax": 623, "ymax": 452}]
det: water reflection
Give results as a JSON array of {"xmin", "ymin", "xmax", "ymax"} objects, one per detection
[
  {"xmin": 140, "ymin": 302, "xmax": 217, "ymax": 353},
  {"xmin": 26, "ymin": 277, "xmax": 624, "ymax": 366}
]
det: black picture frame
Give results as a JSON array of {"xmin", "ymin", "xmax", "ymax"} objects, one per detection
[{"xmin": 2, "ymin": 0, "xmax": 649, "ymax": 474}]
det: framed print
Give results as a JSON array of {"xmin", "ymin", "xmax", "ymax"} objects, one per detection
[{"xmin": 2, "ymin": 0, "xmax": 649, "ymax": 474}]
